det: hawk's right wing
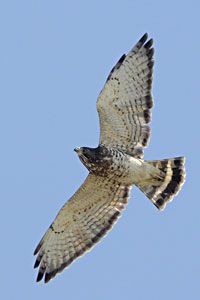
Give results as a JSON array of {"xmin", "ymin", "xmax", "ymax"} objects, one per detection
[
  {"xmin": 97, "ymin": 33, "xmax": 154, "ymax": 158},
  {"xmin": 34, "ymin": 174, "xmax": 131, "ymax": 283}
]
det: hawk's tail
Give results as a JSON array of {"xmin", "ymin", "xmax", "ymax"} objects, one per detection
[{"xmin": 136, "ymin": 157, "xmax": 186, "ymax": 210}]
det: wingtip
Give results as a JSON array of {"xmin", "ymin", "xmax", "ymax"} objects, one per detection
[
  {"xmin": 36, "ymin": 271, "xmax": 44, "ymax": 282},
  {"xmin": 33, "ymin": 242, "xmax": 41, "ymax": 255},
  {"xmin": 44, "ymin": 272, "xmax": 54, "ymax": 283},
  {"xmin": 135, "ymin": 33, "xmax": 153, "ymax": 51},
  {"xmin": 34, "ymin": 258, "xmax": 40, "ymax": 269},
  {"xmin": 33, "ymin": 248, "xmax": 38, "ymax": 256},
  {"xmin": 144, "ymin": 38, "xmax": 154, "ymax": 49},
  {"xmin": 139, "ymin": 33, "xmax": 148, "ymax": 44},
  {"xmin": 44, "ymin": 273, "xmax": 51, "ymax": 283}
]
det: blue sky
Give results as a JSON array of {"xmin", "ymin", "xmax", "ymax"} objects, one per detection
[{"xmin": 1, "ymin": 0, "xmax": 198, "ymax": 299}]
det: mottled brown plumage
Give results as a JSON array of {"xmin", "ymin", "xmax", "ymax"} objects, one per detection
[{"xmin": 34, "ymin": 34, "xmax": 186, "ymax": 283}]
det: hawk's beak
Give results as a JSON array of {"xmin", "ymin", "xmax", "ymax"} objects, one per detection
[{"xmin": 74, "ymin": 147, "xmax": 82, "ymax": 154}]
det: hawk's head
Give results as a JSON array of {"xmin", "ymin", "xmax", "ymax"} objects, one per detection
[{"xmin": 74, "ymin": 145, "xmax": 112, "ymax": 175}]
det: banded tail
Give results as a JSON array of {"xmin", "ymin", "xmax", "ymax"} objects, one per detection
[{"xmin": 136, "ymin": 157, "xmax": 186, "ymax": 210}]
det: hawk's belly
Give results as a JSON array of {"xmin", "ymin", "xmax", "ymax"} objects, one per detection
[{"xmin": 108, "ymin": 151, "xmax": 145, "ymax": 185}]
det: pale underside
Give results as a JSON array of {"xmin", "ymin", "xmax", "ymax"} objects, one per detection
[
  {"xmin": 34, "ymin": 33, "xmax": 154, "ymax": 283},
  {"xmin": 34, "ymin": 174, "xmax": 131, "ymax": 282}
]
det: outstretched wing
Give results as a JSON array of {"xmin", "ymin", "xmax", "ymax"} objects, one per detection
[
  {"xmin": 97, "ymin": 33, "xmax": 154, "ymax": 158},
  {"xmin": 34, "ymin": 174, "xmax": 131, "ymax": 283}
]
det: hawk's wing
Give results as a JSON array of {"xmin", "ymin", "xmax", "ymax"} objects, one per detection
[
  {"xmin": 97, "ymin": 33, "xmax": 154, "ymax": 158},
  {"xmin": 34, "ymin": 174, "xmax": 131, "ymax": 283}
]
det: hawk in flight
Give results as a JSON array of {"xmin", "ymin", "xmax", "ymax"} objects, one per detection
[{"xmin": 34, "ymin": 33, "xmax": 186, "ymax": 283}]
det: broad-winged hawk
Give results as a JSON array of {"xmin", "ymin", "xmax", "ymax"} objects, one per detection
[{"xmin": 34, "ymin": 33, "xmax": 186, "ymax": 283}]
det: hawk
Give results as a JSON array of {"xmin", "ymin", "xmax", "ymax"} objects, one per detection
[{"xmin": 34, "ymin": 33, "xmax": 186, "ymax": 283}]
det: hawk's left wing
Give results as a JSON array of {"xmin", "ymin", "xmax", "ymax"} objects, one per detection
[
  {"xmin": 97, "ymin": 33, "xmax": 154, "ymax": 158},
  {"xmin": 34, "ymin": 174, "xmax": 131, "ymax": 283}
]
